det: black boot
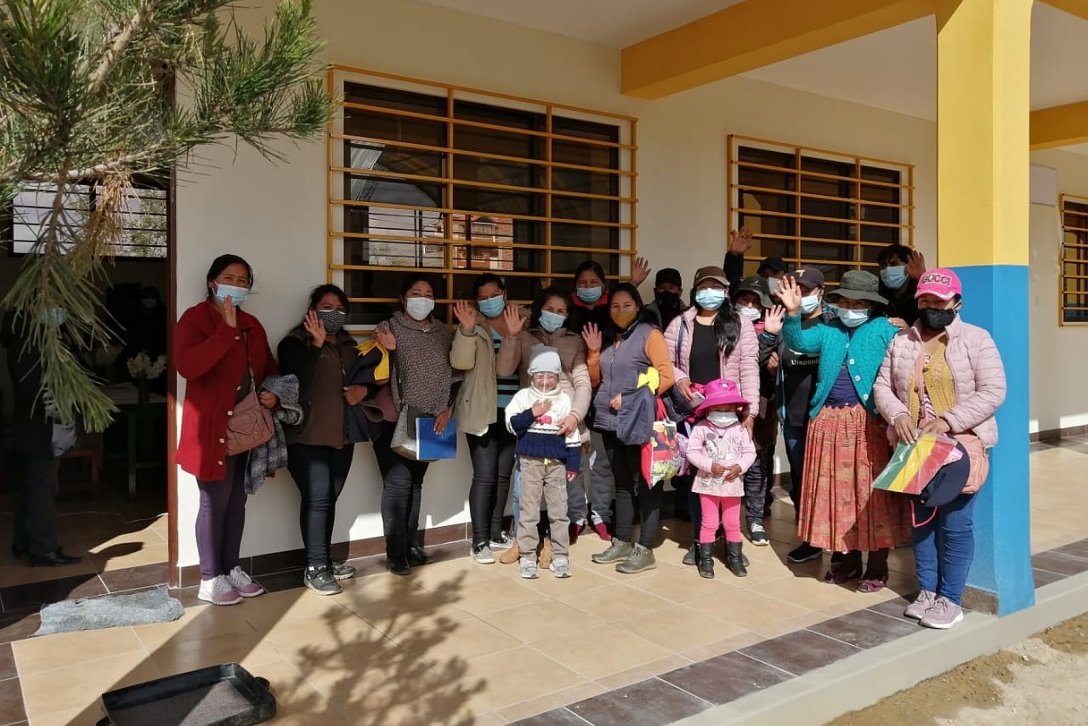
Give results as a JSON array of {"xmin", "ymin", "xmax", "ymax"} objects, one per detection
[
  {"xmin": 407, "ymin": 545, "xmax": 433, "ymax": 567},
  {"xmin": 725, "ymin": 541, "xmax": 748, "ymax": 578},
  {"xmin": 697, "ymin": 543, "xmax": 715, "ymax": 579},
  {"xmin": 385, "ymin": 536, "xmax": 410, "ymax": 576},
  {"xmin": 682, "ymin": 542, "xmax": 698, "ymax": 566}
]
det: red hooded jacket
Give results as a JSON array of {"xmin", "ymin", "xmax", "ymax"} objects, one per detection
[{"xmin": 175, "ymin": 299, "xmax": 278, "ymax": 480}]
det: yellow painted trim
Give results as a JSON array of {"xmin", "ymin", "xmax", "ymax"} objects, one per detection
[
  {"xmin": 1041, "ymin": 0, "xmax": 1088, "ymax": 21},
  {"xmin": 1031, "ymin": 101, "xmax": 1088, "ymax": 150},
  {"xmin": 621, "ymin": 0, "xmax": 932, "ymax": 100},
  {"xmin": 935, "ymin": 0, "xmax": 1032, "ymax": 268}
]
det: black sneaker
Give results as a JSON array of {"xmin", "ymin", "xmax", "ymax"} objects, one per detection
[
  {"xmin": 787, "ymin": 543, "xmax": 823, "ymax": 563},
  {"xmin": 304, "ymin": 566, "xmax": 342, "ymax": 596},
  {"xmin": 747, "ymin": 521, "xmax": 770, "ymax": 546},
  {"xmin": 329, "ymin": 562, "xmax": 356, "ymax": 581}
]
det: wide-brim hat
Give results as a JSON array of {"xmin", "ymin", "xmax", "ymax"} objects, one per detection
[
  {"xmin": 734, "ymin": 275, "xmax": 774, "ymax": 308},
  {"xmin": 694, "ymin": 378, "xmax": 749, "ymax": 416},
  {"xmin": 825, "ymin": 270, "xmax": 887, "ymax": 305}
]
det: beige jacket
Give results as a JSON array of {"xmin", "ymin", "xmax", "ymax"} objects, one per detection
[{"xmin": 450, "ymin": 307, "xmax": 530, "ymax": 435}]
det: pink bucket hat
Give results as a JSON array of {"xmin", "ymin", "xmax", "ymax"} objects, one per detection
[
  {"xmin": 695, "ymin": 378, "xmax": 749, "ymax": 416},
  {"xmin": 915, "ymin": 268, "xmax": 962, "ymax": 300}
]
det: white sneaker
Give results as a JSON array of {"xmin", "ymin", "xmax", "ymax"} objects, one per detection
[
  {"xmin": 198, "ymin": 575, "xmax": 242, "ymax": 606},
  {"xmin": 226, "ymin": 566, "xmax": 265, "ymax": 598}
]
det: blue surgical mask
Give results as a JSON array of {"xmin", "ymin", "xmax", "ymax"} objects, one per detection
[
  {"xmin": 576, "ymin": 286, "xmax": 603, "ymax": 304},
  {"xmin": 736, "ymin": 305, "xmax": 761, "ymax": 322},
  {"xmin": 694, "ymin": 288, "xmax": 726, "ymax": 310},
  {"xmin": 880, "ymin": 265, "xmax": 908, "ymax": 290},
  {"xmin": 478, "ymin": 294, "xmax": 505, "ymax": 319},
  {"xmin": 214, "ymin": 283, "xmax": 248, "ymax": 306},
  {"xmin": 539, "ymin": 310, "xmax": 567, "ymax": 333},
  {"xmin": 835, "ymin": 307, "xmax": 869, "ymax": 328},
  {"xmin": 800, "ymin": 294, "xmax": 821, "ymax": 315}
]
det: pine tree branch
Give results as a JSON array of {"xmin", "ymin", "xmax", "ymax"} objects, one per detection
[{"xmin": 87, "ymin": 0, "xmax": 160, "ymax": 97}]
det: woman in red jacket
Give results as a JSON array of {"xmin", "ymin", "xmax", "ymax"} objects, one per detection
[{"xmin": 176, "ymin": 254, "xmax": 278, "ymax": 606}]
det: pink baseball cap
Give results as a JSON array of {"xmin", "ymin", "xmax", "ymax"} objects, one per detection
[{"xmin": 915, "ymin": 268, "xmax": 962, "ymax": 300}]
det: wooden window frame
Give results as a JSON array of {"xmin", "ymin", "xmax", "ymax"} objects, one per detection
[
  {"xmin": 726, "ymin": 134, "xmax": 914, "ymax": 284},
  {"xmin": 326, "ymin": 66, "xmax": 638, "ymax": 328},
  {"xmin": 1060, "ymin": 193, "xmax": 1088, "ymax": 327}
]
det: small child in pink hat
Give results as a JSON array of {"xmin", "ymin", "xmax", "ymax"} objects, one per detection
[{"xmin": 686, "ymin": 378, "xmax": 757, "ymax": 579}]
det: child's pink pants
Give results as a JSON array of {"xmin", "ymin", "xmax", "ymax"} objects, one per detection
[{"xmin": 699, "ymin": 494, "xmax": 743, "ymax": 544}]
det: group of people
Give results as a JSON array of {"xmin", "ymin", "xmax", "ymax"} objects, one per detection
[{"xmin": 175, "ymin": 236, "xmax": 1006, "ymax": 631}]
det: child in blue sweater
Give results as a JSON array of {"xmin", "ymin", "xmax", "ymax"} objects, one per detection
[{"xmin": 506, "ymin": 346, "xmax": 582, "ymax": 580}]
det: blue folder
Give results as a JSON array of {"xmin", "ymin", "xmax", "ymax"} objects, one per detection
[{"xmin": 416, "ymin": 417, "xmax": 458, "ymax": 461}]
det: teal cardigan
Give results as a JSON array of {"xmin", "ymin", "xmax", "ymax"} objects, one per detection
[{"xmin": 782, "ymin": 313, "xmax": 897, "ymax": 418}]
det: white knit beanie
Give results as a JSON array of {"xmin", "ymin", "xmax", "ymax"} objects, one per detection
[{"xmin": 527, "ymin": 344, "xmax": 561, "ymax": 375}]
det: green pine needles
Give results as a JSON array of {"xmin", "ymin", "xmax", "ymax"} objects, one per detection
[{"xmin": 0, "ymin": 0, "xmax": 333, "ymax": 431}]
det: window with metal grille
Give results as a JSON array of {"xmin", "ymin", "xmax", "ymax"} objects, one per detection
[
  {"xmin": 327, "ymin": 67, "xmax": 637, "ymax": 326},
  {"xmin": 727, "ymin": 135, "xmax": 914, "ymax": 284},
  {"xmin": 4, "ymin": 180, "xmax": 168, "ymax": 259},
  {"xmin": 1061, "ymin": 194, "xmax": 1088, "ymax": 326}
]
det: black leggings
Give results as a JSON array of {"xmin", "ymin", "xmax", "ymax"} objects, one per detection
[
  {"xmin": 372, "ymin": 421, "xmax": 430, "ymax": 564},
  {"xmin": 286, "ymin": 443, "xmax": 355, "ymax": 568},
  {"xmin": 600, "ymin": 430, "xmax": 663, "ymax": 549},
  {"xmin": 467, "ymin": 418, "xmax": 517, "ymax": 546}
]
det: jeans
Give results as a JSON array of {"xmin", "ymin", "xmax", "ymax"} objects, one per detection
[
  {"xmin": 601, "ymin": 430, "xmax": 663, "ymax": 548},
  {"xmin": 13, "ymin": 453, "xmax": 60, "ymax": 557},
  {"xmin": 782, "ymin": 421, "xmax": 809, "ymax": 512},
  {"xmin": 912, "ymin": 454, "xmax": 977, "ymax": 605},
  {"xmin": 588, "ymin": 429, "xmax": 616, "ymax": 526},
  {"xmin": 372, "ymin": 421, "xmax": 430, "ymax": 565},
  {"xmin": 287, "ymin": 443, "xmax": 355, "ymax": 568},
  {"xmin": 466, "ymin": 419, "xmax": 516, "ymax": 546},
  {"xmin": 196, "ymin": 455, "xmax": 248, "ymax": 579},
  {"xmin": 517, "ymin": 457, "xmax": 570, "ymax": 558}
]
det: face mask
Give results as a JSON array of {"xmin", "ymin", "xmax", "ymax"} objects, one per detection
[
  {"xmin": 880, "ymin": 265, "xmax": 908, "ymax": 290},
  {"xmin": 800, "ymin": 294, "xmax": 821, "ymax": 315},
  {"xmin": 707, "ymin": 411, "xmax": 739, "ymax": 428},
  {"xmin": 213, "ymin": 283, "xmax": 248, "ymax": 306},
  {"xmin": 611, "ymin": 309, "xmax": 638, "ymax": 330},
  {"xmin": 539, "ymin": 310, "xmax": 567, "ymax": 333},
  {"xmin": 317, "ymin": 309, "xmax": 347, "ymax": 334},
  {"xmin": 141, "ymin": 298, "xmax": 157, "ymax": 310},
  {"xmin": 836, "ymin": 307, "xmax": 869, "ymax": 328},
  {"xmin": 736, "ymin": 305, "xmax": 761, "ymax": 322},
  {"xmin": 576, "ymin": 286, "xmax": 603, "ymax": 304},
  {"xmin": 694, "ymin": 288, "xmax": 726, "ymax": 310},
  {"xmin": 656, "ymin": 292, "xmax": 681, "ymax": 308},
  {"xmin": 477, "ymin": 294, "xmax": 505, "ymax": 319},
  {"xmin": 767, "ymin": 278, "xmax": 783, "ymax": 296},
  {"xmin": 405, "ymin": 297, "xmax": 435, "ymax": 321},
  {"xmin": 920, "ymin": 307, "xmax": 958, "ymax": 331}
]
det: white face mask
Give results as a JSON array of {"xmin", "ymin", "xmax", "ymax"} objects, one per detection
[
  {"xmin": 800, "ymin": 294, "xmax": 821, "ymax": 315},
  {"xmin": 736, "ymin": 305, "xmax": 761, "ymax": 322},
  {"xmin": 835, "ymin": 307, "xmax": 869, "ymax": 328},
  {"xmin": 405, "ymin": 297, "xmax": 435, "ymax": 321},
  {"xmin": 707, "ymin": 411, "xmax": 739, "ymax": 428},
  {"xmin": 767, "ymin": 278, "xmax": 783, "ymax": 296}
]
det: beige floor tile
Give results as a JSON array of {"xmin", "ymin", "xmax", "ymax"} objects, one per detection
[
  {"xmin": 612, "ymin": 605, "xmax": 751, "ymax": 653},
  {"xmin": 337, "ymin": 581, "xmax": 474, "ymax": 635},
  {"xmin": 406, "ymin": 555, "xmax": 506, "ymax": 594},
  {"xmin": 21, "ymin": 650, "xmax": 161, "ymax": 720},
  {"xmin": 555, "ymin": 581, "xmax": 673, "ymax": 622},
  {"xmin": 0, "ymin": 556, "xmax": 97, "ymax": 586},
  {"xmin": 749, "ymin": 576, "xmax": 868, "ymax": 611},
  {"xmin": 241, "ymin": 588, "xmax": 358, "ymax": 631},
  {"xmin": 686, "ymin": 589, "xmax": 812, "ymax": 629},
  {"xmin": 594, "ymin": 654, "xmax": 693, "ymax": 691},
  {"xmin": 496, "ymin": 681, "xmax": 606, "ymax": 723},
  {"xmin": 91, "ymin": 541, "xmax": 170, "ymax": 571},
  {"xmin": 450, "ymin": 577, "xmax": 546, "ymax": 618},
  {"xmin": 251, "ymin": 660, "xmax": 346, "ymax": 723},
  {"xmin": 389, "ymin": 615, "xmax": 521, "ymax": 662},
  {"xmin": 485, "ymin": 599, "xmax": 604, "ymax": 645},
  {"xmin": 681, "ymin": 630, "xmax": 765, "ymax": 661},
  {"xmin": 149, "ymin": 629, "xmax": 283, "ymax": 674},
  {"xmin": 134, "ymin": 603, "xmax": 256, "ymax": 649},
  {"xmin": 13, "ymin": 625, "xmax": 145, "ymax": 675},
  {"xmin": 501, "ymin": 562, "xmax": 615, "ymax": 597},
  {"xmin": 530, "ymin": 623, "xmax": 673, "ymax": 681},
  {"xmin": 458, "ymin": 646, "xmax": 585, "ymax": 713},
  {"xmin": 622, "ymin": 564, "xmax": 741, "ymax": 604},
  {"xmin": 748, "ymin": 610, "xmax": 837, "ymax": 638}
]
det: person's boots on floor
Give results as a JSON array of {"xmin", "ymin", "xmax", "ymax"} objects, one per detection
[{"xmin": 697, "ymin": 542, "xmax": 715, "ymax": 579}]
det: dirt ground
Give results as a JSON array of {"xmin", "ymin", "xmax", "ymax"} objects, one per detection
[{"xmin": 830, "ymin": 612, "xmax": 1088, "ymax": 725}]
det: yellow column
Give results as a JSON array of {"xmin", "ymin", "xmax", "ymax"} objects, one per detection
[{"xmin": 935, "ymin": 0, "xmax": 1034, "ymax": 615}]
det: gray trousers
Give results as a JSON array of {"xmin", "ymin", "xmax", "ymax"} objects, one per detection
[
  {"xmin": 588, "ymin": 429, "xmax": 616, "ymax": 526},
  {"xmin": 517, "ymin": 457, "xmax": 570, "ymax": 558}
]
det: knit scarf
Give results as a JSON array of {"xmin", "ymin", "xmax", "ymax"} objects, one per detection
[{"xmin": 388, "ymin": 311, "xmax": 453, "ymax": 416}]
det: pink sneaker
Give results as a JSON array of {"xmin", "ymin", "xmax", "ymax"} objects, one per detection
[
  {"xmin": 198, "ymin": 575, "xmax": 242, "ymax": 606},
  {"xmin": 227, "ymin": 566, "xmax": 265, "ymax": 598}
]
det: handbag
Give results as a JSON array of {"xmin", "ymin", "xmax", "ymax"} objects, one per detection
[
  {"xmin": 641, "ymin": 398, "xmax": 683, "ymax": 487},
  {"xmin": 388, "ymin": 351, "xmax": 424, "ymax": 460},
  {"xmin": 225, "ymin": 334, "xmax": 274, "ymax": 456}
]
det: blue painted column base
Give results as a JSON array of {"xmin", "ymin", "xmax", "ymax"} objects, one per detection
[{"xmin": 952, "ymin": 265, "xmax": 1034, "ymax": 616}]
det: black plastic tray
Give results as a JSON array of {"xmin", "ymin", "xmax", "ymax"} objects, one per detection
[{"xmin": 97, "ymin": 662, "xmax": 276, "ymax": 726}]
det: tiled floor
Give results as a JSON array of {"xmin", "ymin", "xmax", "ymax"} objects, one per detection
[{"xmin": 2, "ymin": 436, "xmax": 1086, "ymax": 726}]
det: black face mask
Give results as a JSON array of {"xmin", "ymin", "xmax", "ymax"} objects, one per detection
[
  {"xmin": 656, "ymin": 291, "xmax": 681, "ymax": 307},
  {"xmin": 920, "ymin": 307, "xmax": 957, "ymax": 331}
]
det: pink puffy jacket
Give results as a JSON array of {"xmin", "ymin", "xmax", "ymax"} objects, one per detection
[
  {"xmin": 873, "ymin": 317, "xmax": 1006, "ymax": 448},
  {"xmin": 663, "ymin": 307, "xmax": 760, "ymax": 404}
]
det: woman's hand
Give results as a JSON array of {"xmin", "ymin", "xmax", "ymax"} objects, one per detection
[
  {"xmin": 763, "ymin": 305, "xmax": 786, "ymax": 335},
  {"xmin": 724, "ymin": 464, "xmax": 742, "ymax": 481},
  {"xmin": 303, "ymin": 310, "xmax": 326, "ymax": 348},
  {"xmin": 258, "ymin": 391, "xmax": 279, "ymax": 409},
  {"xmin": 631, "ymin": 256, "xmax": 651, "ymax": 286},
  {"xmin": 888, "ymin": 317, "xmax": 909, "ymax": 331},
  {"xmin": 343, "ymin": 385, "xmax": 367, "ymax": 406},
  {"xmin": 503, "ymin": 305, "xmax": 526, "ymax": 338},
  {"xmin": 221, "ymin": 297, "xmax": 238, "ymax": 328},
  {"xmin": 742, "ymin": 416, "xmax": 754, "ymax": 436},
  {"xmin": 375, "ymin": 327, "xmax": 396, "ymax": 351},
  {"xmin": 676, "ymin": 379, "xmax": 694, "ymax": 401},
  {"xmin": 531, "ymin": 399, "xmax": 553, "ymax": 418},
  {"xmin": 454, "ymin": 300, "xmax": 476, "ymax": 332},
  {"xmin": 557, "ymin": 414, "xmax": 579, "ymax": 436},
  {"xmin": 777, "ymin": 276, "xmax": 802, "ymax": 315},
  {"xmin": 893, "ymin": 414, "xmax": 917, "ymax": 444},
  {"xmin": 609, "ymin": 393, "xmax": 622, "ymax": 412},
  {"xmin": 566, "ymin": 470, "xmax": 578, "ymax": 482},
  {"xmin": 962, "ymin": 477, "xmax": 984, "ymax": 495},
  {"xmin": 920, "ymin": 417, "xmax": 951, "ymax": 436},
  {"xmin": 434, "ymin": 408, "xmax": 451, "ymax": 436},
  {"xmin": 728, "ymin": 227, "xmax": 754, "ymax": 256},
  {"xmin": 906, "ymin": 250, "xmax": 927, "ymax": 280},
  {"xmin": 581, "ymin": 322, "xmax": 602, "ymax": 353}
]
